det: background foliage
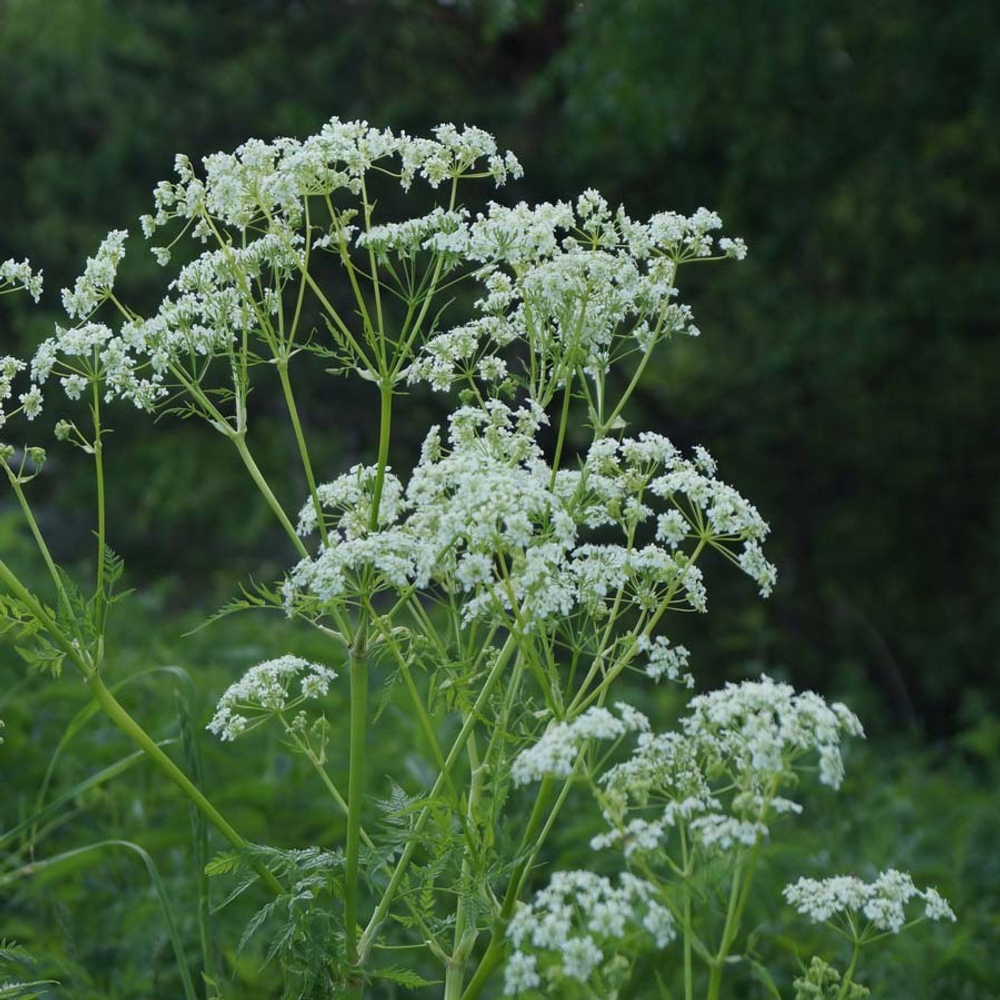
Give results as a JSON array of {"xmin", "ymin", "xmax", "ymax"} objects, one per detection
[{"xmin": 2, "ymin": 0, "xmax": 997, "ymax": 996}]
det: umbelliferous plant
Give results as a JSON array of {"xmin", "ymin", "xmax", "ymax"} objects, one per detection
[{"xmin": 0, "ymin": 120, "xmax": 954, "ymax": 998}]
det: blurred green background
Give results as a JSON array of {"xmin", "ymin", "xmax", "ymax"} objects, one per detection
[{"xmin": 2, "ymin": 1, "xmax": 998, "ymax": 996}]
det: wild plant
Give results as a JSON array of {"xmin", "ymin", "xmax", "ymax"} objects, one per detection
[{"xmin": 0, "ymin": 120, "xmax": 954, "ymax": 998}]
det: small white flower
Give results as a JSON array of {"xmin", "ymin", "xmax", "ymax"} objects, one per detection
[{"xmin": 503, "ymin": 951, "xmax": 540, "ymax": 995}]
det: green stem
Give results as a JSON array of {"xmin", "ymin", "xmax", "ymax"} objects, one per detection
[
  {"xmin": 0, "ymin": 562, "xmax": 282, "ymax": 901},
  {"xmin": 344, "ymin": 623, "xmax": 369, "ymax": 983},
  {"xmin": 364, "ymin": 598, "xmax": 462, "ymax": 807},
  {"xmin": 86, "ymin": 673, "xmax": 284, "ymax": 896},
  {"xmin": 357, "ymin": 632, "xmax": 518, "ymax": 962},
  {"xmin": 599, "ymin": 264, "xmax": 680, "ymax": 434},
  {"xmin": 569, "ymin": 535, "xmax": 708, "ymax": 714},
  {"xmin": 92, "ymin": 379, "xmax": 106, "ymax": 622},
  {"xmin": 835, "ymin": 943, "xmax": 862, "ymax": 1000},
  {"xmin": 549, "ymin": 367, "xmax": 575, "ymax": 488},
  {"xmin": 706, "ymin": 871, "xmax": 742, "ymax": 1000},
  {"xmin": 291, "ymin": 730, "xmax": 443, "ymax": 954},
  {"xmin": 706, "ymin": 834, "xmax": 763, "ymax": 1000},
  {"xmin": 445, "ymin": 729, "xmax": 484, "ymax": 1000},
  {"xmin": 276, "ymin": 360, "xmax": 328, "ymax": 546},
  {"xmin": 681, "ymin": 828, "xmax": 694, "ymax": 1000},
  {"xmin": 360, "ymin": 175, "xmax": 386, "ymax": 357},
  {"xmin": 460, "ymin": 778, "xmax": 559, "ymax": 1000},
  {"xmin": 299, "ymin": 265, "xmax": 373, "ymax": 371},
  {"xmin": 231, "ymin": 432, "xmax": 308, "ymax": 557},
  {"xmin": 2, "ymin": 466, "xmax": 71, "ymax": 615},
  {"xmin": 684, "ymin": 891, "xmax": 694, "ymax": 1000},
  {"xmin": 368, "ymin": 380, "xmax": 393, "ymax": 532},
  {"xmin": 389, "ymin": 177, "xmax": 459, "ymax": 378}
]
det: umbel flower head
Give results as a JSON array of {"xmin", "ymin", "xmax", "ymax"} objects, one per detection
[
  {"xmin": 575, "ymin": 676, "xmax": 865, "ymax": 859},
  {"xmin": 208, "ymin": 655, "xmax": 338, "ymax": 741},
  {"xmin": 784, "ymin": 869, "xmax": 955, "ymax": 934},
  {"xmin": 504, "ymin": 870, "xmax": 675, "ymax": 995},
  {"xmin": 1, "ymin": 257, "xmax": 44, "ymax": 302}
]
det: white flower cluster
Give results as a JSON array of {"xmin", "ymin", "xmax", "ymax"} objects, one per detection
[
  {"xmin": 589, "ymin": 677, "xmax": 864, "ymax": 859},
  {"xmin": 504, "ymin": 870, "xmax": 675, "ymax": 995},
  {"xmin": 0, "ymin": 229, "xmax": 171, "ymax": 418},
  {"xmin": 285, "ymin": 411, "xmax": 775, "ymax": 630},
  {"xmin": 406, "ymin": 192, "xmax": 746, "ymax": 396},
  {"xmin": 140, "ymin": 118, "xmax": 522, "ymax": 240},
  {"xmin": 26, "ymin": 315, "xmax": 168, "ymax": 414},
  {"xmin": 357, "ymin": 207, "xmax": 470, "ymax": 261},
  {"xmin": 567, "ymin": 432, "xmax": 774, "ymax": 601},
  {"xmin": 511, "ymin": 702, "xmax": 650, "ymax": 787},
  {"xmin": 684, "ymin": 675, "xmax": 865, "ymax": 789},
  {"xmin": 0, "ymin": 257, "xmax": 43, "ymax": 302},
  {"xmin": 0, "ymin": 120, "xmax": 523, "ymax": 417},
  {"xmin": 61, "ymin": 230, "xmax": 128, "ymax": 319},
  {"xmin": 296, "ymin": 464, "xmax": 405, "ymax": 538},
  {"xmin": 783, "ymin": 869, "xmax": 955, "ymax": 934},
  {"xmin": 207, "ymin": 654, "xmax": 338, "ymax": 741},
  {"xmin": 636, "ymin": 634, "xmax": 692, "ymax": 686},
  {"xmin": 0, "ymin": 356, "xmax": 27, "ymax": 429},
  {"xmin": 283, "ymin": 400, "xmax": 561, "ymax": 613}
]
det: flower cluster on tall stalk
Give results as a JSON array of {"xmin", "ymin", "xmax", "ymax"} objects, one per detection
[{"xmin": 0, "ymin": 119, "xmax": 953, "ymax": 999}]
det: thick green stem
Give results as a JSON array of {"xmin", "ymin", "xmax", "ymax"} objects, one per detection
[
  {"xmin": 368, "ymin": 381, "xmax": 393, "ymax": 531},
  {"xmin": 344, "ymin": 625, "xmax": 369, "ymax": 996},
  {"xmin": 684, "ymin": 889, "xmax": 694, "ymax": 1000},
  {"xmin": 445, "ymin": 729, "xmax": 484, "ymax": 1000},
  {"xmin": 343, "ymin": 375, "xmax": 395, "ymax": 998},
  {"xmin": 86, "ymin": 673, "xmax": 284, "ymax": 896},
  {"xmin": 678, "ymin": 825, "xmax": 695, "ymax": 1000},
  {"xmin": 92, "ymin": 380, "xmax": 106, "ymax": 621}
]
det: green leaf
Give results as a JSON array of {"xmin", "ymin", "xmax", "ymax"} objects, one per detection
[
  {"xmin": 186, "ymin": 578, "xmax": 284, "ymax": 634},
  {"xmin": 370, "ymin": 967, "xmax": 440, "ymax": 989},
  {"xmin": 205, "ymin": 851, "xmax": 243, "ymax": 877},
  {"xmin": 101, "ymin": 540, "xmax": 125, "ymax": 588},
  {"xmin": 14, "ymin": 636, "xmax": 66, "ymax": 678},
  {"xmin": 0, "ymin": 594, "xmax": 37, "ymax": 637}
]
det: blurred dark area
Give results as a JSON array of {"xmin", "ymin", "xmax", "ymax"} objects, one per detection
[{"xmin": 2, "ymin": 0, "xmax": 997, "ymax": 735}]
